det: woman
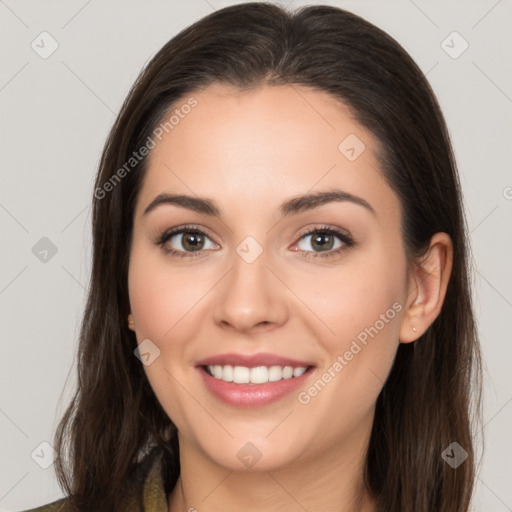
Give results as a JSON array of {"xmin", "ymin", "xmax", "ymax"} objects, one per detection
[{"xmin": 23, "ymin": 2, "xmax": 482, "ymax": 511}]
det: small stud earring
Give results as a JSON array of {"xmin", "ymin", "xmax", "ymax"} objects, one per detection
[{"xmin": 412, "ymin": 326, "xmax": 417, "ymax": 333}]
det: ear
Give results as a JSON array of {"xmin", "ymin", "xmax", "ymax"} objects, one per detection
[
  {"xmin": 399, "ymin": 232, "xmax": 453, "ymax": 343},
  {"xmin": 127, "ymin": 313, "xmax": 135, "ymax": 331}
]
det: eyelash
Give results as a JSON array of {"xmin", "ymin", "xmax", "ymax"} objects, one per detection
[{"xmin": 154, "ymin": 224, "xmax": 355, "ymax": 260}]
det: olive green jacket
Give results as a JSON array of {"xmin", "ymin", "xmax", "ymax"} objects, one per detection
[{"xmin": 19, "ymin": 449, "xmax": 169, "ymax": 512}]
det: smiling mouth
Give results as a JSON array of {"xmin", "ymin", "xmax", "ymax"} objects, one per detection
[{"xmin": 201, "ymin": 364, "xmax": 314, "ymax": 385}]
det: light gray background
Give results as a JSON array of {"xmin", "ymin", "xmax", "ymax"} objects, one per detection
[{"xmin": 1, "ymin": 1, "xmax": 511, "ymax": 510}]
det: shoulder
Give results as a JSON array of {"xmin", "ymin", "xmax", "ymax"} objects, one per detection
[
  {"xmin": 17, "ymin": 497, "xmax": 72, "ymax": 512},
  {"xmin": 17, "ymin": 446, "xmax": 168, "ymax": 512}
]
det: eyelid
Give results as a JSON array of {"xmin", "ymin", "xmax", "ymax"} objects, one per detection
[
  {"xmin": 293, "ymin": 224, "xmax": 353, "ymax": 243},
  {"xmin": 156, "ymin": 224, "xmax": 218, "ymax": 244}
]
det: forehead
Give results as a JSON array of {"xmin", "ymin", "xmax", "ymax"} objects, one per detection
[{"xmin": 136, "ymin": 83, "xmax": 397, "ymax": 220}]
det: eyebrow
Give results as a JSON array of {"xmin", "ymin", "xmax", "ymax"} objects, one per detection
[{"xmin": 143, "ymin": 189, "xmax": 376, "ymax": 218}]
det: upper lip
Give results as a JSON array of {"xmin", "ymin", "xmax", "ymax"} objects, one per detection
[{"xmin": 196, "ymin": 352, "xmax": 315, "ymax": 368}]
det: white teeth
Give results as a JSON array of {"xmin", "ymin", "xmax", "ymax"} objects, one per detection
[
  {"xmin": 250, "ymin": 366, "xmax": 268, "ymax": 384},
  {"xmin": 293, "ymin": 367, "xmax": 307, "ymax": 377},
  {"xmin": 206, "ymin": 364, "xmax": 309, "ymax": 384},
  {"xmin": 282, "ymin": 366, "xmax": 294, "ymax": 379},
  {"xmin": 268, "ymin": 365, "xmax": 283, "ymax": 382},
  {"xmin": 233, "ymin": 366, "xmax": 250, "ymax": 384},
  {"xmin": 223, "ymin": 365, "xmax": 233, "ymax": 382}
]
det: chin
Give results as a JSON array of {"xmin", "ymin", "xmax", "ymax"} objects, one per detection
[{"xmin": 194, "ymin": 434, "xmax": 309, "ymax": 473}]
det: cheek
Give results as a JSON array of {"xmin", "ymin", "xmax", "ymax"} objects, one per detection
[
  {"xmin": 295, "ymin": 242, "xmax": 405, "ymax": 347},
  {"xmin": 127, "ymin": 245, "xmax": 207, "ymax": 430},
  {"xmin": 289, "ymin": 259, "xmax": 405, "ymax": 441},
  {"xmin": 128, "ymin": 243, "xmax": 209, "ymax": 342},
  {"xmin": 293, "ymin": 241, "xmax": 406, "ymax": 401}
]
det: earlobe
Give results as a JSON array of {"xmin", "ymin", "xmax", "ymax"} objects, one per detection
[
  {"xmin": 399, "ymin": 232, "xmax": 453, "ymax": 343},
  {"xmin": 127, "ymin": 313, "xmax": 135, "ymax": 331}
]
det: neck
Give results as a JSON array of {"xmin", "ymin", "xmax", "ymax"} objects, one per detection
[{"xmin": 168, "ymin": 432, "xmax": 376, "ymax": 512}]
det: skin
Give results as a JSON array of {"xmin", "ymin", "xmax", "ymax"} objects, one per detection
[{"xmin": 127, "ymin": 83, "xmax": 453, "ymax": 512}]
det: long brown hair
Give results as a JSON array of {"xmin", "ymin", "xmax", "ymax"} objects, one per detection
[{"xmin": 54, "ymin": 3, "xmax": 482, "ymax": 510}]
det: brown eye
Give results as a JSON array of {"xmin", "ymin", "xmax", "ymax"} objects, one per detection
[
  {"xmin": 292, "ymin": 226, "xmax": 355, "ymax": 260},
  {"xmin": 156, "ymin": 225, "xmax": 219, "ymax": 258},
  {"xmin": 177, "ymin": 231, "xmax": 206, "ymax": 252},
  {"xmin": 302, "ymin": 232, "xmax": 337, "ymax": 252}
]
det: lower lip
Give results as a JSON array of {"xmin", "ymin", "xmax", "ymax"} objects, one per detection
[{"xmin": 197, "ymin": 366, "xmax": 315, "ymax": 408}]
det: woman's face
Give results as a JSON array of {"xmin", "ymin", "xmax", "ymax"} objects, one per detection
[{"xmin": 128, "ymin": 83, "xmax": 412, "ymax": 471}]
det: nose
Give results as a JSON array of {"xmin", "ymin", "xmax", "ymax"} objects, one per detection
[{"xmin": 212, "ymin": 247, "xmax": 289, "ymax": 334}]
